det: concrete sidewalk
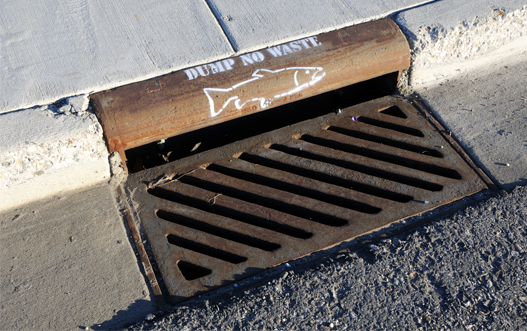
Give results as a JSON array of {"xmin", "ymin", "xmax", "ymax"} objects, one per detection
[{"xmin": 1, "ymin": 0, "xmax": 526, "ymax": 330}]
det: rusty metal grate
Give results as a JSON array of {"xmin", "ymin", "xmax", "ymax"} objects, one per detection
[{"xmin": 127, "ymin": 96, "xmax": 487, "ymax": 303}]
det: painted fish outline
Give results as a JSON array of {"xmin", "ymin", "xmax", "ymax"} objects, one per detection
[{"xmin": 204, "ymin": 67, "xmax": 326, "ymax": 117}]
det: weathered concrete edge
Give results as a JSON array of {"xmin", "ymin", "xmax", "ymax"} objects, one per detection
[
  {"xmin": 395, "ymin": 2, "xmax": 527, "ymax": 90},
  {"xmin": 0, "ymin": 95, "xmax": 111, "ymax": 211}
]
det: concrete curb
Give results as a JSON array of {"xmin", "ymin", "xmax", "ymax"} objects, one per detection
[
  {"xmin": 0, "ymin": 96, "xmax": 109, "ymax": 211},
  {"xmin": 2, "ymin": 1, "xmax": 526, "ymax": 211},
  {"xmin": 396, "ymin": 1, "xmax": 527, "ymax": 90}
]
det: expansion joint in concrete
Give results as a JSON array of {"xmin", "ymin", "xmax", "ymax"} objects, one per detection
[{"xmin": 203, "ymin": 0, "xmax": 239, "ymax": 53}]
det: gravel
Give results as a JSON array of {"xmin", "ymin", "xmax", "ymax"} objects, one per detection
[{"xmin": 126, "ymin": 186, "xmax": 527, "ymax": 331}]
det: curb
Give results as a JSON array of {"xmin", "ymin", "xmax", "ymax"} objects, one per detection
[{"xmin": 1, "ymin": 2, "xmax": 526, "ymax": 211}]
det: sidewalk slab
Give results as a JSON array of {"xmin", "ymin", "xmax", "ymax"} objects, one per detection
[
  {"xmin": 207, "ymin": 0, "xmax": 433, "ymax": 52},
  {"xmin": 0, "ymin": 183, "xmax": 156, "ymax": 330},
  {"xmin": 0, "ymin": 0, "xmax": 233, "ymax": 114},
  {"xmin": 417, "ymin": 59, "xmax": 527, "ymax": 189}
]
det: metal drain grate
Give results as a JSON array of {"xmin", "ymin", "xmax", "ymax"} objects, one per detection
[{"xmin": 127, "ymin": 96, "xmax": 487, "ymax": 302}]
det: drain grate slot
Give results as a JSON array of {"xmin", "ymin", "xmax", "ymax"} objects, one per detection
[
  {"xmin": 177, "ymin": 261, "xmax": 212, "ymax": 281},
  {"xmin": 326, "ymin": 127, "xmax": 443, "ymax": 158},
  {"xmin": 238, "ymin": 152, "xmax": 414, "ymax": 202},
  {"xmin": 358, "ymin": 117, "xmax": 424, "ymax": 137},
  {"xmin": 178, "ymin": 172, "xmax": 349, "ymax": 227},
  {"xmin": 167, "ymin": 234, "xmax": 248, "ymax": 264},
  {"xmin": 206, "ymin": 162, "xmax": 382, "ymax": 214},
  {"xmin": 157, "ymin": 210, "xmax": 281, "ymax": 252},
  {"xmin": 300, "ymin": 134, "xmax": 462, "ymax": 179},
  {"xmin": 379, "ymin": 106, "xmax": 407, "ymax": 118},
  {"xmin": 128, "ymin": 96, "xmax": 487, "ymax": 303},
  {"xmin": 150, "ymin": 186, "xmax": 313, "ymax": 239},
  {"xmin": 270, "ymin": 143, "xmax": 445, "ymax": 191}
]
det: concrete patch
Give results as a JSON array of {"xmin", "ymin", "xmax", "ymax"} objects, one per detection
[
  {"xmin": 0, "ymin": 0, "xmax": 233, "ymax": 113},
  {"xmin": 206, "ymin": 0, "xmax": 433, "ymax": 52},
  {"xmin": 396, "ymin": 1, "xmax": 527, "ymax": 88},
  {"xmin": 417, "ymin": 59, "xmax": 527, "ymax": 189},
  {"xmin": 0, "ymin": 183, "xmax": 156, "ymax": 330}
]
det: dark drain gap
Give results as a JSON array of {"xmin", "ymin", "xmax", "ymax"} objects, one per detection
[
  {"xmin": 167, "ymin": 234, "xmax": 247, "ymax": 264},
  {"xmin": 178, "ymin": 175, "xmax": 348, "ymax": 227},
  {"xmin": 177, "ymin": 261, "xmax": 212, "ymax": 281},
  {"xmin": 157, "ymin": 210, "xmax": 281, "ymax": 252},
  {"xmin": 206, "ymin": 163, "xmax": 382, "ymax": 214},
  {"xmin": 270, "ymin": 144, "xmax": 444, "ymax": 191},
  {"xmin": 149, "ymin": 187, "xmax": 312, "ymax": 239},
  {"xmin": 300, "ymin": 135, "xmax": 462, "ymax": 180},
  {"xmin": 124, "ymin": 72, "xmax": 398, "ymax": 172},
  {"xmin": 238, "ymin": 153, "xmax": 413, "ymax": 203},
  {"xmin": 358, "ymin": 117, "xmax": 424, "ymax": 137},
  {"xmin": 326, "ymin": 127, "xmax": 443, "ymax": 158},
  {"xmin": 379, "ymin": 106, "xmax": 407, "ymax": 118}
]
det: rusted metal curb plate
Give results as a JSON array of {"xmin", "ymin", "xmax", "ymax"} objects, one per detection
[
  {"xmin": 91, "ymin": 18, "xmax": 409, "ymax": 153},
  {"xmin": 126, "ymin": 96, "xmax": 487, "ymax": 303}
]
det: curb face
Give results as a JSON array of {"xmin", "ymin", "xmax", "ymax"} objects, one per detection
[{"xmin": 91, "ymin": 19, "xmax": 410, "ymax": 155}]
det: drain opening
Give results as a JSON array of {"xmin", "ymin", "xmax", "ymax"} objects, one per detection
[
  {"xmin": 269, "ymin": 144, "xmax": 444, "ymax": 191},
  {"xmin": 115, "ymin": 19, "xmax": 490, "ymax": 303},
  {"xmin": 177, "ymin": 261, "xmax": 212, "ymax": 281},
  {"xmin": 206, "ymin": 163, "xmax": 382, "ymax": 214},
  {"xmin": 177, "ymin": 174, "xmax": 349, "ymax": 227},
  {"xmin": 168, "ymin": 234, "xmax": 248, "ymax": 264},
  {"xmin": 149, "ymin": 186, "xmax": 313, "ymax": 239},
  {"xmin": 125, "ymin": 72, "xmax": 398, "ymax": 172},
  {"xmin": 237, "ymin": 153, "xmax": 414, "ymax": 203},
  {"xmin": 299, "ymin": 135, "xmax": 462, "ymax": 179},
  {"xmin": 358, "ymin": 117, "xmax": 424, "ymax": 137},
  {"xmin": 326, "ymin": 127, "xmax": 443, "ymax": 158},
  {"xmin": 158, "ymin": 210, "xmax": 281, "ymax": 251},
  {"xmin": 379, "ymin": 105, "xmax": 407, "ymax": 118}
]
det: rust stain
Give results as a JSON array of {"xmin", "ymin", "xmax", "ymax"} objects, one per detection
[{"xmin": 91, "ymin": 18, "xmax": 410, "ymax": 153}]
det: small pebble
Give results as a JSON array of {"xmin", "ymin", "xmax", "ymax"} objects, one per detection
[
  {"xmin": 506, "ymin": 163, "xmax": 510, "ymax": 167},
  {"xmin": 330, "ymin": 322, "xmax": 335, "ymax": 328},
  {"xmin": 146, "ymin": 313, "xmax": 155, "ymax": 321}
]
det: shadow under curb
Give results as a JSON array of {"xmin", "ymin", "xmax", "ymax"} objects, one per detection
[{"xmin": 88, "ymin": 299, "xmax": 156, "ymax": 330}]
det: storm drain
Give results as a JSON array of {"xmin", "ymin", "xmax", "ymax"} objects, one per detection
[{"xmin": 126, "ymin": 96, "xmax": 487, "ymax": 302}]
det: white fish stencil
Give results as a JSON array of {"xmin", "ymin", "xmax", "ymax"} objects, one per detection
[{"xmin": 204, "ymin": 67, "xmax": 326, "ymax": 117}]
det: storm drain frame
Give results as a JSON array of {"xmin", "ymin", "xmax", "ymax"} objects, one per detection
[{"xmin": 126, "ymin": 96, "xmax": 488, "ymax": 303}]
